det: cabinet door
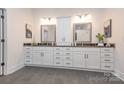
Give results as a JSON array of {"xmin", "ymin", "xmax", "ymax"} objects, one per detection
[
  {"xmin": 86, "ymin": 52, "xmax": 100, "ymax": 69},
  {"xmin": 73, "ymin": 52, "xmax": 85, "ymax": 68},
  {"xmin": 33, "ymin": 51, "xmax": 45, "ymax": 65},
  {"xmin": 43, "ymin": 51, "xmax": 53, "ymax": 66}
]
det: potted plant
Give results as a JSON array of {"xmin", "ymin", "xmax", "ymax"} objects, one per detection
[{"xmin": 96, "ymin": 33, "xmax": 104, "ymax": 46}]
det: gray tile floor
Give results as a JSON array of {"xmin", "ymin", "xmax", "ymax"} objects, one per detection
[{"xmin": 0, "ymin": 66, "xmax": 124, "ymax": 84}]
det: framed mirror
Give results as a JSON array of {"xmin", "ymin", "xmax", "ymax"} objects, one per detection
[
  {"xmin": 41, "ymin": 25, "xmax": 56, "ymax": 42},
  {"xmin": 73, "ymin": 23, "xmax": 92, "ymax": 42}
]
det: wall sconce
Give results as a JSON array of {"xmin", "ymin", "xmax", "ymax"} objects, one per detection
[
  {"xmin": 77, "ymin": 14, "xmax": 92, "ymax": 19},
  {"xmin": 73, "ymin": 13, "xmax": 92, "ymax": 23},
  {"xmin": 40, "ymin": 17, "xmax": 56, "ymax": 25},
  {"xmin": 84, "ymin": 14, "xmax": 92, "ymax": 19},
  {"xmin": 77, "ymin": 15, "xmax": 82, "ymax": 19}
]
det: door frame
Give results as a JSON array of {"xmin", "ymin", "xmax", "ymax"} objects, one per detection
[{"xmin": 0, "ymin": 8, "xmax": 7, "ymax": 76}]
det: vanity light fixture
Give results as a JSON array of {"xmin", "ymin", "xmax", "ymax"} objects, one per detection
[
  {"xmin": 41, "ymin": 17, "xmax": 56, "ymax": 25},
  {"xmin": 85, "ymin": 14, "xmax": 92, "ymax": 19},
  {"xmin": 76, "ymin": 13, "xmax": 91, "ymax": 19},
  {"xmin": 77, "ymin": 15, "xmax": 82, "ymax": 19},
  {"xmin": 48, "ymin": 17, "xmax": 51, "ymax": 21}
]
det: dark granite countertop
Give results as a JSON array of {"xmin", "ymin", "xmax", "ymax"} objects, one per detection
[{"xmin": 23, "ymin": 43, "xmax": 115, "ymax": 48}]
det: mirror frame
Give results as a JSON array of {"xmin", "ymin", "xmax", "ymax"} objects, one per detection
[
  {"xmin": 73, "ymin": 23, "xmax": 92, "ymax": 43},
  {"xmin": 40, "ymin": 25, "xmax": 56, "ymax": 42}
]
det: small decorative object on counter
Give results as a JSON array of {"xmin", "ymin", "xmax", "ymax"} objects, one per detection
[
  {"xmin": 96, "ymin": 33, "xmax": 104, "ymax": 46},
  {"xmin": 32, "ymin": 40, "xmax": 37, "ymax": 46}
]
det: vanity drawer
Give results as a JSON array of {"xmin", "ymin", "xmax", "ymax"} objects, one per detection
[
  {"xmin": 64, "ymin": 61, "xmax": 72, "ymax": 67},
  {"xmin": 24, "ymin": 51, "xmax": 32, "ymax": 55},
  {"xmin": 63, "ymin": 56, "xmax": 72, "ymax": 61},
  {"xmin": 101, "ymin": 53, "xmax": 113, "ymax": 58},
  {"xmin": 101, "ymin": 63, "xmax": 114, "ymax": 71},
  {"xmin": 25, "ymin": 59, "xmax": 32, "ymax": 64},
  {"xmin": 54, "ymin": 52, "xmax": 63, "ymax": 55},
  {"xmin": 63, "ymin": 52, "xmax": 72, "ymax": 56},
  {"xmin": 54, "ymin": 61, "xmax": 63, "ymax": 66},
  {"xmin": 101, "ymin": 58, "xmax": 113, "ymax": 63},
  {"xmin": 101, "ymin": 48, "xmax": 114, "ymax": 53},
  {"xmin": 72, "ymin": 48, "xmax": 83, "ymax": 52},
  {"xmin": 24, "ymin": 47, "xmax": 32, "ymax": 51},
  {"xmin": 62, "ymin": 47, "xmax": 72, "ymax": 51},
  {"xmin": 24, "ymin": 55, "xmax": 32, "ymax": 59},
  {"xmin": 54, "ymin": 56, "xmax": 62, "ymax": 60},
  {"xmin": 54, "ymin": 47, "xmax": 63, "ymax": 51}
]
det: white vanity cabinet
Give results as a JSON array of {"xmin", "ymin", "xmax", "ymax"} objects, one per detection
[
  {"xmin": 100, "ymin": 48, "xmax": 114, "ymax": 71},
  {"xmin": 84, "ymin": 48, "xmax": 100, "ymax": 69},
  {"xmin": 24, "ymin": 46, "xmax": 114, "ymax": 72},
  {"xmin": 33, "ymin": 47, "xmax": 53, "ymax": 66},
  {"xmin": 85, "ymin": 52, "xmax": 100, "ymax": 69},
  {"xmin": 53, "ymin": 47, "xmax": 73, "ymax": 67},
  {"xmin": 24, "ymin": 47, "xmax": 33, "ymax": 64},
  {"xmin": 24, "ymin": 47, "xmax": 53, "ymax": 66},
  {"xmin": 72, "ymin": 48, "xmax": 100, "ymax": 69},
  {"xmin": 72, "ymin": 48, "xmax": 85, "ymax": 68}
]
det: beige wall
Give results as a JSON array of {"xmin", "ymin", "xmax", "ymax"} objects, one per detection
[
  {"xmin": 32, "ymin": 8, "xmax": 104, "ymax": 43},
  {"xmin": 103, "ymin": 9, "xmax": 124, "ymax": 80},
  {"xmin": 6, "ymin": 8, "xmax": 33, "ymax": 74}
]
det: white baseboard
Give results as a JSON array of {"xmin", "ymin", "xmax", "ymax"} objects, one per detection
[
  {"xmin": 112, "ymin": 69, "xmax": 124, "ymax": 81},
  {"xmin": 6, "ymin": 63, "xmax": 24, "ymax": 75}
]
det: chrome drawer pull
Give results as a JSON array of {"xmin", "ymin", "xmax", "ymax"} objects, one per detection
[
  {"xmin": 26, "ymin": 60, "xmax": 30, "ymax": 62},
  {"xmin": 66, "ymin": 63, "xmax": 70, "ymax": 65},
  {"xmin": 56, "ymin": 53, "xmax": 60, "ymax": 54},
  {"xmin": 104, "ymin": 49, "xmax": 110, "ymax": 52},
  {"xmin": 26, "ymin": 48, "xmax": 30, "ymax": 50},
  {"xmin": 56, "ymin": 57, "xmax": 60, "ymax": 59},
  {"xmin": 104, "ymin": 66, "xmax": 111, "ymax": 68},
  {"xmin": 56, "ymin": 62, "xmax": 60, "ymax": 64},
  {"xmin": 66, "ymin": 53, "xmax": 70, "ymax": 55},
  {"xmin": 26, "ymin": 52, "xmax": 30, "ymax": 53},
  {"xmin": 26, "ymin": 56, "xmax": 30, "ymax": 57},
  {"xmin": 104, "ymin": 54, "xmax": 110, "ymax": 56},
  {"xmin": 66, "ymin": 48, "xmax": 70, "ymax": 50},
  {"xmin": 66, "ymin": 57, "xmax": 70, "ymax": 59},
  {"xmin": 104, "ymin": 59, "xmax": 110, "ymax": 61}
]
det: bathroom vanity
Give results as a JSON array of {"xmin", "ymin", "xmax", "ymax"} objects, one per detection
[{"xmin": 23, "ymin": 44, "xmax": 115, "ymax": 72}]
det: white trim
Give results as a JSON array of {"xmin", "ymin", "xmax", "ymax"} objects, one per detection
[{"xmin": 112, "ymin": 69, "xmax": 124, "ymax": 81}]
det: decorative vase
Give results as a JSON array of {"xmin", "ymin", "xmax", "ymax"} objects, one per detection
[{"xmin": 98, "ymin": 40, "xmax": 104, "ymax": 46}]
